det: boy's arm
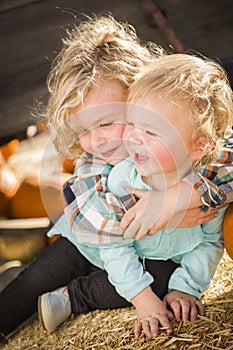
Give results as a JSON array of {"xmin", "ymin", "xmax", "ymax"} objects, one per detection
[
  {"xmin": 122, "ymin": 180, "xmax": 217, "ymax": 240},
  {"xmin": 122, "ymin": 151, "xmax": 233, "ymax": 239},
  {"xmin": 189, "ymin": 149, "xmax": 233, "ymax": 208}
]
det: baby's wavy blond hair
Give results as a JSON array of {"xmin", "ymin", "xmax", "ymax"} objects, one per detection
[
  {"xmin": 128, "ymin": 53, "xmax": 233, "ymax": 167},
  {"xmin": 43, "ymin": 14, "xmax": 165, "ymax": 157}
]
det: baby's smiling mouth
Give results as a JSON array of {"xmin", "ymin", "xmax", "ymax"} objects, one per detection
[{"xmin": 133, "ymin": 152, "xmax": 148, "ymax": 165}]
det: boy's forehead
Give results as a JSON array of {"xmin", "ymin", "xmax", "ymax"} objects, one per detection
[{"xmin": 69, "ymin": 102, "xmax": 127, "ymax": 130}]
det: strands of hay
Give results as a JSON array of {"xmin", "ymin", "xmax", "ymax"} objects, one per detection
[{"xmin": 1, "ymin": 251, "xmax": 233, "ymax": 350}]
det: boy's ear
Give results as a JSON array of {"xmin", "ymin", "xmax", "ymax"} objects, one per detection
[{"xmin": 190, "ymin": 137, "xmax": 215, "ymax": 161}]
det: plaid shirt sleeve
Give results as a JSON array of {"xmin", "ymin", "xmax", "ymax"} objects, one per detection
[
  {"xmin": 63, "ymin": 153, "xmax": 136, "ymax": 244},
  {"xmin": 185, "ymin": 149, "xmax": 233, "ymax": 210}
]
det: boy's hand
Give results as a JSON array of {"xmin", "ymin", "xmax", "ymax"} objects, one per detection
[
  {"xmin": 132, "ymin": 286, "xmax": 174, "ymax": 339},
  {"xmin": 163, "ymin": 290, "xmax": 205, "ymax": 322},
  {"xmin": 121, "ymin": 189, "xmax": 169, "ymax": 240}
]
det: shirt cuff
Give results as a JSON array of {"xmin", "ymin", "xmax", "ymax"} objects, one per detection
[{"xmin": 185, "ymin": 172, "xmax": 226, "ymax": 208}]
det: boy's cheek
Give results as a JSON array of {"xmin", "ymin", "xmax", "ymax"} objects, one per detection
[
  {"xmin": 79, "ymin": 135, "xmax": 90, "ymax": 153},
  {"xmin": 122, "ymin": 125, "xmax": 131, "ymax": 143},
  {"xmin": 111, "ymin": 125, "xmax": 126, "ymax": 140}
]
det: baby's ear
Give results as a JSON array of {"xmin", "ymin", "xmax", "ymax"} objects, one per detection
[{"xmin": 190, "ymin": 137, "xmax": 215, "ymax": 161}]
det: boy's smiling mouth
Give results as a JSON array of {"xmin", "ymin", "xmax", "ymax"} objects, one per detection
[{"xmin": 100, "ymin": 147, "xmax": 119, "ymax": 158}]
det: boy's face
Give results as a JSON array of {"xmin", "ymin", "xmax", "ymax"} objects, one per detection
[
  {"xmin": 124, "ymin": 97, "xmax": 195, "ymax": 177},
  {"xmin": 70, "ymin": 80, "xmax": 128, "ymax": 165}
]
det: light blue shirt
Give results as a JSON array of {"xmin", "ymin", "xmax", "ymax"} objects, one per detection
[{"xmin": 48, "ymin": 157, "xmax": 225, "ymax": 301}]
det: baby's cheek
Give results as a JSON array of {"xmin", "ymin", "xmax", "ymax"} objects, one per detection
[{"xmin": 150, "ymin": 143, "xmax": 176, "ymax": 168}]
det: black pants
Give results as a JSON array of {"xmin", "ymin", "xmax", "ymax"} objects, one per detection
[{"xmin": 0, "ymin": 236, "xmax": 179, "ymax": 339}]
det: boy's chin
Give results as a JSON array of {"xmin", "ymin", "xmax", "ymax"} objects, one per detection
[{"xmin": 108, "ymin": 157, "xmax": 125, "ymax": 165}]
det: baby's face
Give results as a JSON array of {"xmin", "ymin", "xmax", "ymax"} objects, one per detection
[
  {"xmin": 70, "ymin": 80, "xmax": 129, "ymax": 165},
  {"xmin": 124, "ymin": 96, "xmax": 195, "ymax": 177}
]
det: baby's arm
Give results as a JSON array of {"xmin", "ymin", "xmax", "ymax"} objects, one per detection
[
  {"xmin": 99, "ymin": 243, "xmax": 173, "ymax": 338},
  {"xmin": 164, "ymin": 206, "xmax": 226, "ymax": 321},
  {"xmin": 131, "ymin": 286, "xmax": 173, "ymax": 338}
]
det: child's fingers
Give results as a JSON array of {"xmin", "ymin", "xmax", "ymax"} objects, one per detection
[
  {"xmin": 179, "ymin": 299, "xmax": 192, "ymax": 321},
  {"xmin": 180, "ymin": 299, "xmax": 203, "ymax": 322},
  {"xmin": 195, "ymin": 299, "xmax": 205, "ymax": 316},
  {"xmin": 134, "ymin": 321, "xmax": 143, "ymax": 339},
  {"xmin": 196, "ymin": 212, "xmax": 217, "ymax": 225},
  {"xmin": 149, "ymin": 319, "xmax": 159, "ymax": 338},
  {"xmin": 123, "ymin": 219, "xmax": 142, "ymax": 239},
  {"xmin": 141, "ymin": 319, "xmax": 152, "ymax": 338},
  {"xmin": 121, "ymin": 208, "xmax": 136, "ymax": 229},
  {"xmin": 136, "ymin": 316, "xmax": 173, "ymax": 339},
  {"xmin": 169, "ymin": 300, "xmax": 182, "ymax": 322},
  {"xmin": 125, "ymin": 187, "xmax": 146, "ymax": 198}
]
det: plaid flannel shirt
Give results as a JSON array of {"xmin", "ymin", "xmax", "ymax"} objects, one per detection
[
  {"xmin": 186, "ymin": 149, "xmax": 233, "ymax": 210},
  {"xmin": 63, "ymin": 153, "xmax": 136, "ymax": 244}
]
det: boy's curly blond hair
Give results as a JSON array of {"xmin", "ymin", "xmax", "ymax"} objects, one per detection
[
  {"xmin": 128, "ymin": 53, "xmax": 233, "ymax": 167},
  {"xmin": 44, "ymin": 15, "xmax": 165, "ymax": 157}
]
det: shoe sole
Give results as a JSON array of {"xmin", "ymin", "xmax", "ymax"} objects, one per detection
[{"xmin": 38, "ymin": 294, "xmax": 56, "ymax": 332}]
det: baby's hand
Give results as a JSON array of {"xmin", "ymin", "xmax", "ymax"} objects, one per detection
[
  {"xmin": 135, "ymin": 309, "xmax": 173, "ymax": 339},
  {"xmin": 163, "ymin": 290, "xmax": 205, "ymax": 322},
  {"xmin": 132, "ymin": 287, "xmax": 174, "ymax": 339}
]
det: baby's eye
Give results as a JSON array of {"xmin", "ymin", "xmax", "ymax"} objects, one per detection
[
  {"xmin": 127, "ymin": 121, "xmax": 135, "ymax": 127},
  {"xmin": 146, "ymin": 130, "xmax": 158, "ymax": 137}
]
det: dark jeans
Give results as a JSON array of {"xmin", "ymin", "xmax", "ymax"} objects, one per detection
[{"xmin": 0, "ymin": 236, "xmax": 179, "ymax": 339}]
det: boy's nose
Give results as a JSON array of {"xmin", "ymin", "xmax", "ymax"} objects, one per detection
[{"xmin": 90, "ymin": 128, "xmax": 106, "ymax": 147}]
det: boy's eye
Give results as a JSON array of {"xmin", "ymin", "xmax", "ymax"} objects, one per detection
[
  {"xmin": 99, "ymin": 122, "xmax": 113, "ymax": 128},
  {"xmin": 78, "ymin": 127, "xmax": 87, "ymax": 135}
]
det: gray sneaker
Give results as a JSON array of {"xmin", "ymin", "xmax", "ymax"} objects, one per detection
[{"xmin": 38, "ymin": 286, "xmax": 71, "ymax": 332}]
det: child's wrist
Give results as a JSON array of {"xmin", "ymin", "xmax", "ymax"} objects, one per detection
[
  {"xmin": 131, "ymin": 286, "xmax": 153, "ymax": 306},
  {"xmin": 166, "ymin": 181, "xmax": 194, "ymax": 213},
  {"xmin": 184, "ymin": 172, "xmax": 226, "ymax": 208}
]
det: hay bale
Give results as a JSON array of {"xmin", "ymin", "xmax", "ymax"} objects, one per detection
[{"xmin": 1, "ymin": 251, "xmax": 233, "ymax": 350}]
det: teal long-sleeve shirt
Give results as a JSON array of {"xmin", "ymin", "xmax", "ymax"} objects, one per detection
[{"xmin": 48, "ymin": 156, "xmax": 226, "ymax": 301}]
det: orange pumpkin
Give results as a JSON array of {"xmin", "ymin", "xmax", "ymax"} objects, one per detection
[
  {"xmin": 223, "ymin": 203, "xmax": 233, "ymax": 259},
  {"xmin": 10, "ymin": 178, "xmax": 48, "ymax": 219},
  {"xmin": 0, "ymin": 139, "xmax": 19, "ymax": 160},
  {"xmin": 10, "ymin": 175, "xmax": 65, "ymax": 221},
  {"xmin": 62, "ymin": 158, "xmax": 75, "ymax": 174}
]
